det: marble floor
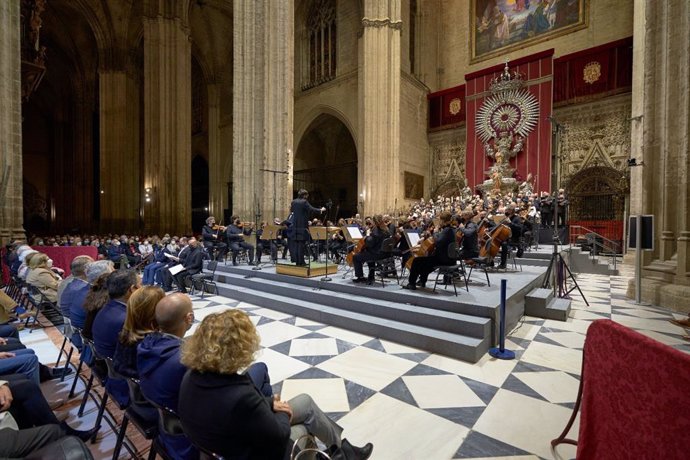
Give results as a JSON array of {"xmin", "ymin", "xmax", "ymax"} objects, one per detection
[{"xmin": 18, "ymin": 264, "xmax": 690, "ymax": 459}]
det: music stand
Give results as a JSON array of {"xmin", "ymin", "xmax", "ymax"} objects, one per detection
[{"xmin": 264, "ymin": 224, "xmax": 285, "ymax": 265}]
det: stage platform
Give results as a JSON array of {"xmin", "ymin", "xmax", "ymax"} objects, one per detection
[
  {"xmin": 275, "ymin": 261, "xmax": 338, "ymax": 278},
  {"xmin": 207, "ymin": 246, "xmax": 572, "ymax": 363}
]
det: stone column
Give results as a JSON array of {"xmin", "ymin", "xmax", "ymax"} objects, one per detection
[
  {"xmin": 99, "ymin": 71, "xmax": 140, "ymax": 232},
  {"xmin": 233, "ymin": 1, "xmax": 294, "ymax": 222},
  {"xmin": 628, "ymin": 0, "xmax": 690, "ymax": 311},
  {"xmin": 207, "ymin": 83, "xmax": 224, "ymax": 219},
  {"xmin": 262, "ymin": 0, "xmax": 294, "ymax": 222},
  {"xmin": 358, "ymin": 0, "xmax": 402, "ymax": 214},
  {"xmin": 232, "ymin": 0, "xmax": 264, "ymax": 220},
  {"xmin": 143, "ymin": 12, "xmax": 192, "ymax": 235},
  {"xmin": 0, "ymin": 0, "xmax": 24, "ymax": 244}
]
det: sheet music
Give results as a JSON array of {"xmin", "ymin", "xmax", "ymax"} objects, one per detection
[
  {"xmin": 346, "ymin": 226, "xmax": 363, "ymax": 239},
  {"xmin": 405, "ymin": 230, "xmax": 421, "ymax": 247},
  {"xmin": 168, "ymin": 264, "xmax": 185, "ymax": 275}
]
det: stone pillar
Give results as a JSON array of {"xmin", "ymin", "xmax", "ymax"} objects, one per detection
[
  {"xmin": 143, "ymin": 12, "xmax": 192, "ymax": 235},
  {"xmin": 262, "ymin": 0, "xmax": 294, "ymax": 222},
  {"xmin": 628, "ymin": 0, "xmax": 690, "ymax": 311},
  {"xmin": 233, "ymin": 0, "xmax": 294, "ymax": 221},
  {"xmin": 99, "ymin": 71, "xmax": 140, "ymax": 232},
  {"xmin": 0, "ymin": 0, "xmax": 24, "ymax": 244},
  {"xmin": 359, "ymin": 0, "xmax": 402, "ymax": 214},
  {"xmin": 208, "ymin": 83, "xmax": 224, "ymax": 219},
  {"xmin": 232, "ymin": 0, "xmax": 264, "ymax": 220}
]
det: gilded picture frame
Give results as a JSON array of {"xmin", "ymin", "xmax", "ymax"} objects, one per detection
[
  {"xmin": 470, "ymin": 0, "xmax": 589, "ymax": 63},
  {"xmin": 404, "ymin": 172, "xmax": 425, "ymax": 200}
]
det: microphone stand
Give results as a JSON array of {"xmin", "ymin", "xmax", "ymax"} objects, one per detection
[{"xmin": 321, "ymin": 201, "xmax": 333, "ymax": 282}]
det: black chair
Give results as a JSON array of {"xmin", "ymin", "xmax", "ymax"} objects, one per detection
[
  {"xmin": 53, "ymin": 317, "xmax": 77, "ymax": 382},
  {"xmin": 75, "ymin": 338, "xmax": 109, "ymax": 442},
  {"xmin": 190, "ymin": 261, "xmax": 218, "ymax": 298},
  {"xmin": 371, "ymin": 238, "xmax": 399, "ymax": 287},
  {"xmin": 107, "ymin": 361, "xmax": 158, "ymax": 460},
  {"xmin": 145, "ymin": 401, "xmax": 199, "ymax": 460},
  {"xmin": 465, "ymin": 256, "xmax": 491, "ymax": 287},
  {"xmin": 68, "ymin": 327, "xmax": 89, "ymax": 398},
  {"xmin": 432, "ymin": 242, "xmax": 468, "ymax": 296}
]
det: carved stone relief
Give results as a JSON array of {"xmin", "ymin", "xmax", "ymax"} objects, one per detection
[
  {"xmin": 428, "ymin": 128, "xmax": 467, "ymax": 197},
  {"xmin": 555, "ymin": 93, "xmax": 632, "ymax": 183}
]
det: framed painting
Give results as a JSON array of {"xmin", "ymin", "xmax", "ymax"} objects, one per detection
[
  {"xmin": 404, "ymin": 172, "xmax": 424, "ymax": 200},
  {"xmin": 471, "ymin": 0, "xmax": 589, "ymax": 63}
]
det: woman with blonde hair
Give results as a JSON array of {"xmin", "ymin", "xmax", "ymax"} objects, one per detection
[
  {"xmin": 26, "ymin": 253, "xmax": 61, "ymax": 303},
  {"xmin": 113, "ymin": 285, "xmax": 165, "ymax": 378},
  {"xmin": 178, "ymin": 310, "xmax": 373, "ymax": 460}
]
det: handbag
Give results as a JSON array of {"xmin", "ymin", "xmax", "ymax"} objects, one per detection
[{"xmin": 290, "ymin": 434, "xmax": 348, "ymax": 460}]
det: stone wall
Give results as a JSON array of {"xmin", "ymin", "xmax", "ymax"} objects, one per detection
[{"xmin": 428, "ymin": 127, "xmax": 467, "ymax": 197}]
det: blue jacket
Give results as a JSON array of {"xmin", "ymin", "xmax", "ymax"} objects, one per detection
[
  {"xmin": 138, "ymin": 332, "xmax": 198, "ymax": 460},
  {"xmin": 108, "ymin": 244, "xmax": 124, "ymax": 262},
  {"xmin": 92, "ymin": 299, "xmax": 129, "ymax": 406},
  {"xmin": 61, "ymin": 278, "xmax": 90, "ymax": 329}
]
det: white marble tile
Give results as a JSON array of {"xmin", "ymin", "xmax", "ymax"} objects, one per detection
[
  {"xmin": 507, "ymin": 322, "xmax": 542, "ymax": 341},
  {"xmin": 294, "ymin": 317, "xmax": 324, "ymax": 327},
  {"xmin": 403, "ymin": 374, "xmax": 485, "ymax": 409},
  {"xmin": 203, "ymin": 295, "xmax": 231, "ymax": 303},
  {"xmin": 318, "ymin": 326, "xmax": 374, "ymax": 345},
  {"xmin": 611, "ymin": 315, "xmax": 687, "ymax": 335},
  {"xmin": 571, "ymin": 303, "xmax": 610, "ymax": 314},
  {"xmin": 472, "ymin": 389, "xmax": 578, "ymax": 459},
  {"xmin": 251, "ymin": 308, "xmax": 292, "ymax": 321},
  {"xmin": 338, "ymin": 393, "xmax": 468, "ymax": 460},
  {"xmin": 542, "ymin": 318, "xmax": 591, "ymax": 335},
  {"xmin": 280, "ymin": 378, "xmax": 350, "ymax": 413},
  {"xmin": 254, "ymin": 348, "xmax": 310, "ymax": 384},
  {"xmin": 317, "ymin": 347, "xmax": 416, "ymax": 391},
  {"xmin": 467, "ymin": 457, "xmax": 540, "ymax": 460},
  {"xmin": 504, "ymin": 338, "xmax": 526, "ymax": 351},
  {"xmin": 422, "ymin": 352, "xmax": 517, "ymax": 388},
  {"xmin": 248, "ymin": 315, "xmax": 261, "ymax": 326},
  {"xmin": 191, "ymin": 300, "xmax": 211, "ymax": 309},
  {"xmin": 520, "ymin": 341, "xmax": 583, "ymax": 375},
  {"xmin": 568, "ymin": 309, "xmax": 609, "ymax": 321},
  {"xmin": 613, "ymin": 308, "xmax": 672, "ymax": 319},
  {"xmin": 256, "ymin": 321, "xmax": 309, "ymax": 347},
  {"xmin": 289, "ymin": 338, "xmax": 338, "ymax": 356},
  {"xmin": 636, "ymin": 329, "xmax": 688, "ymax": 346},
  {"xmin": 539, "ymin": 331, "xmax": 585, "ymax": 349},
  {"xmin": 379, "ymin": 339, "xmax": 424, "ymax": 354},
  {"xmin": 513, "ymin": 371, "xmax": 580, "ymax": 404},
  {"xmin": 193, "ymin": 304, "xmax": 232, "ymax": 320}
]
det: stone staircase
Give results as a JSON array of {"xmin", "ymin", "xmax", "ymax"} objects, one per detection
[
  {"xmin": 524, "ymin": 288, "xmax": 571, "ymax": 321},
  {"xmin": 566, "ymin": 247, "xmax": 620, "ymax": 275}
]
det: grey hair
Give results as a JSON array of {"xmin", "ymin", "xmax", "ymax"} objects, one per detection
[
  {"xmin": 70, "ymin": 255, "xmax": 94, "ymax": 278},
  {"xmin": 86, "ymin": 260, "xmax": 115, "ymax": 283}
]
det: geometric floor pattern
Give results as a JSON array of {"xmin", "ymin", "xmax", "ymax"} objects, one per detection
[{"xmin": 21, "ymin": 264, "xmax": 690, "ymax": 459}]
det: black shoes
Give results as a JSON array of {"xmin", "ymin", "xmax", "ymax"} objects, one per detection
[
  {"xmin": 60, "ymin": 421, "xmax": 100, "ymax": 443},
  {"xmin": 352, "ymin": 277, "xmax": 367, "ymax": 283},
  {"xmin": 402, "ymin": 283, "xmax": 416, "ymax": 290},
  {"xmin": 341, "ymin": 438, "xmax": 373, "ymax": 460}
]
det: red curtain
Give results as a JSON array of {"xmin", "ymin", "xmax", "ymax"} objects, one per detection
[{"xmin": 465, "ymin": 50, "xmax": 554, "ymax": 194}]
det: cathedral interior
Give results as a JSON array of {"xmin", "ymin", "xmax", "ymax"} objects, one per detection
[{"xmin": 1, "ymin": 0, "xmax": 689, "ymax": 458}]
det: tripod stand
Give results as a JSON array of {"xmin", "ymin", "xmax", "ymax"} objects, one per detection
[{"xmin": 541, "ymin": 193, "xmax": 588, "ymax": 306}]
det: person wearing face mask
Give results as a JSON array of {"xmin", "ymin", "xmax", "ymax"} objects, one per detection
[
  {"xmin": 26, "ymin": 253, "xmax": 61, "ymax": 303},
  {"xmin": 108, "ymin": 239, "xmax": 126, "ymax": 268}
]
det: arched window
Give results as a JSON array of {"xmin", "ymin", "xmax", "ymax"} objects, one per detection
[{"xmin": 303, "ymin": 0, "xmax": 336, "ymax": 90}]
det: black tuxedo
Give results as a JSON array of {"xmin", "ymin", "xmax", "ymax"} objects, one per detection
[{"xmin": 287, "ymin": 198, "xmax": 322, "ymax": 265}]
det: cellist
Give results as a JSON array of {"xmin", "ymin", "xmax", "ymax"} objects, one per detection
[
  {"xmin": 457, "ymin": 210, "xmax": 479, "ymax": 260},
  {"xmin": 352, "ymin": 215, "xmax": 390, "ymax": 285},
  {"xmin": 403, "ymin": 211, "xmax": 455, "ymax": 291},
  {"xmin": 497, "ymin": 206, "xmax": 525, "ymax": 269}
]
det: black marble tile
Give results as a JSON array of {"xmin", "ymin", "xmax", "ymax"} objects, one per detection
[
  {"xmin": 292, "ymin": 355, "xmax": 336, "ymax": 366},
  {"xmin": 271, "ymin": 381, "xmax": 283, "ymax": 396},
  {"xmin": 459, "ymin": 378, "xmax": 499, "ymax": 406},
  {"xmin": 500, "ymin": 375, "xmax": 547, "ymax": 402},
  {"xmin": 361, "ymin": 339, "xmax": 386, "ymax": 352},
  {"xmin": 427, "ymin": 407, "xmax": 486, "ymax": 429},
  {"xmin": 269, "ymin": 340, "xmax": 292, "ymax": 356},
  {"xmin": 532, "ymin": 333, "xmax": 568, "ymax": 348},
  {"xmin": 335, "ymin": 339, "xmax": 358, "ymax": 354},
  {"xmin": 297, "ymin": 331, "xmax": 332, "ymax": 340},
  {"xmin": 280, "ymin": 317, "xmax": 297, "ymax": 325},
  {"xmin": 454, "ymin": 430, "xmax": 532, "ymax": 458},
  {"xmin": 558, "ymin": 402, "xmax": 577, "ymax": 410},
  {"xmin": 289, "ymin": 367, "xmax": 339, "ymax": 380},
  {"xmin": 394, "ymin": 352, "xmax": 432, "ymax": 363},
  {"xmin": 325, "ymin": 411, "xmax": 348, "ymax": 423},
  {"xmin": 403, "ymin": 363, "xmax": 452, "ymax": 376},
  {"xmin": 344, "ymin": 379, "xmax": 377, "ymax": 410},
  {"xmin": 256, "ymin": 316, "xmax": 275, "ymax": 326},
  {"xmin": 505, "ymin": 336, "xmax": 531, "ymax": 349},
  {"xmin": 513, "ymin": 361, "xmax": 558, "ymax": 373},
  {"xmin": 380, "ymin": 377, "xmax": 417, "ymax": 406}
]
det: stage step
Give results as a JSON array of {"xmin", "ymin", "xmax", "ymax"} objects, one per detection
[
  {"xmin": 566, "ymin": 247, "xmax": 619, "ymax": 275},
  {"xmin": 213, "ymin": 278, "xmax": 491, "ymax": 363},
  {"xmin": 524, "ymin": 288, "xmax": 571, "ymax": 321}
]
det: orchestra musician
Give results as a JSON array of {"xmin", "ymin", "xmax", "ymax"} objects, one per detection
[
  {"xmin": 287, "ymin": 189, "xmax": 326, "ymax": 266},
  {"xmin": 352, "ymin": 215, "xmax": 391, "ymax": 285},
  {"xmin": 226, "ymin": 216, "xmax": 255, "ymax": 266},
  {"xmin": 497, "ymin": 206, "xmax": 525, "ymax": 269},
  {"xmin": 403, "ymin": 211, "xmax": 455, "ymax": 291},
  {"xmin": 457, "ymin": 210, "xmax": 479, "ymax": 260},
  {"xmin": 269, "ymin": 217, "xmax": 289, "ymax": 261},
  {"xmin": 202, "ymin": 216, "xmax": 228, "ymax": 261}
]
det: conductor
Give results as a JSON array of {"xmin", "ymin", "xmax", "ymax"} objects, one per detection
[{"xmin": 287, "ymin": 189, "xmax": 326, "ymax": 266}]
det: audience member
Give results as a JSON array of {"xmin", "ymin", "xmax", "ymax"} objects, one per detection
[
  {"xmin": 81, "ymin": 261, "xmax": 115, "ymax": 340},
  {"xmin": 26, "ymin": 253, "xmax": 61, "ymax": 303}
]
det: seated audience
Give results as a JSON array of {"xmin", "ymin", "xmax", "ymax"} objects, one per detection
[
  {"xmin": 26, "ymin": 253, "xmax": 61, "ymax": 303},
  {"xmin": 81, "ymin": 261, "xmax": 115, "ymax": 340},
  {"xmin": 58, "ymin": 256, "xmax": 94, "ymax": 348},
  {"xmin": 178, "ymin": 310, "xmax": 373, "ymax": 460},
  {"xmin": 173, "ymin": 238, "xmax": 203, "ymax": 294}
]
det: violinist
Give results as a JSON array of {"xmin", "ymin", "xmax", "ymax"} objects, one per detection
[
  {"xmin": 352, "ymin": 215, "xmax": 391, "ymax": 285},
  {"xmin": 329, "ymin": 218, "xmax": 347, "ymax": 263},
  {"xmin": 497, "ymin": 206, "xmax": 525, "ymax": 269},
  {"xmin": 269, "ymin": 217, "xmax": 289, "ymax": 261},
  {"xmin": 202, "ymin": 216, "xmax": 228, "ymax": 261},
  {"xmin": 403, "ymin": 211, "xmax": 455, "ymax": 291},
  {"xmin": 457, "ymin": 210, "xmax": 479, "ymax": 260},
  {"xmin": 226, "ymin": 216, "xmax": 255, "ymax": 266}
]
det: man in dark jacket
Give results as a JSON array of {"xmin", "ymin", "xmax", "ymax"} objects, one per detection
[
  {"xmin": 173, "ymin": 238, "xmax": 203, "ymax": 294},
  {"xmin": 226, "ymin": 217, "xmax": 255, "ymax": 266},
  {"xmin": 403, "ymin": 211, "xmax": 456, "ymax": 290},
  {"xmin": 287, "ymin": 189, "xmax": 325, "ymax": 266}
]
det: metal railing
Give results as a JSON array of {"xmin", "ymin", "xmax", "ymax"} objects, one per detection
[{"xmin": 569, "ymin": 225, "xmax": 622, "ymax": 271}]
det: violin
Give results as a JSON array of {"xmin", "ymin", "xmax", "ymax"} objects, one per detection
[{"xmin": 212, "ymin": 224, "xmax": 227, "ymax": 231}]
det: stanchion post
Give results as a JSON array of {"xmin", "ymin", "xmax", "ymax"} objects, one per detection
[{"xmin": 489, "ymin": 279, "xmax": 515, "ymax": 360}]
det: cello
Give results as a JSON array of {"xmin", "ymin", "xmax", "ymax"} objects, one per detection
[
  {"xmin": 346, "ymin": 238, "xmax": 365, "ymax": 267},
  {"xmin": 405, "ymin": 236, "xmax": 435, "ymax": 270},
  {"xmin": 479, "ymin": 222, "xmax": 511, "ymax": 260}
]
